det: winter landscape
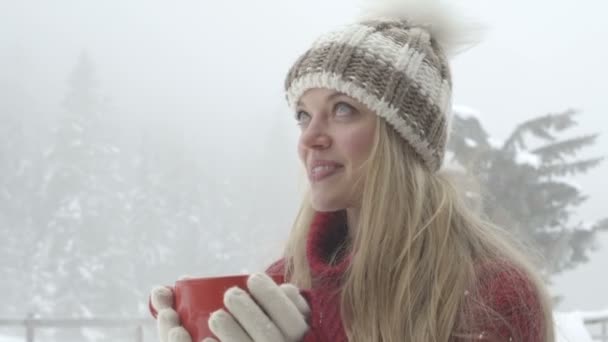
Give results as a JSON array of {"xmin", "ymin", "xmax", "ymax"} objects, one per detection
[{"xmin": 1, "ymin": 0, "xmax": 607, "ymax": 341}]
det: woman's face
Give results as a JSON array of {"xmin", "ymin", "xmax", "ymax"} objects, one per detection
[{"xmin": 296, "ymin": 88, "xmax": 377, "ymax": 212}]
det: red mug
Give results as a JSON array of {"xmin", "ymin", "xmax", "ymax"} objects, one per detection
[{"xmin": 150, "ymin": 274, "xmax": 285, "ymax": 341}]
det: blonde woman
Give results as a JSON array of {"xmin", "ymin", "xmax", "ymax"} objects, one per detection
[{"xmin": 150, "ymin": 0, "xmax": 555, "ymax": 341}]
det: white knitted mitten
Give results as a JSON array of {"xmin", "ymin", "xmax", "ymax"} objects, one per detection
[{"xmin": 150, "ymin": 273, "xmax": 309, "ymax": 342}]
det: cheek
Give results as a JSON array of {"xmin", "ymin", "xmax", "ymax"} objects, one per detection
[
  {"xmin": 297, "ymin": 143, "xmax": 306, "ymax": 164},
  {"xmin": 343, "ymin": 126, "xmax": 375, "ymax": 163}
]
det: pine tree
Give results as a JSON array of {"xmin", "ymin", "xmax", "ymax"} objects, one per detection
[
  {"xmin": 35, "ymin": 52, "xmax": 130, "ymax": 323},
  {"xmin": 448, "ymin": 107, "xmax": 607, "ymax": 275},
  {"xmin": 0, "ymin": 50, "xmax": 53, "ymax": 318}
]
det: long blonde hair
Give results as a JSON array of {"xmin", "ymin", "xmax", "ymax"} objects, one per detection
[{"xmin": 282, "ymin": 118, "xmax": 554, "ymax": 341}]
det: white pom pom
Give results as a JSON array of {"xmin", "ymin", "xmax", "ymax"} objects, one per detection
[{"xmin": 355, "ymin": 0, "xmax": 485, "ymax": 57}]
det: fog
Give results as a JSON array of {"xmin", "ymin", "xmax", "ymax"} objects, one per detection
[{"xmin": 1, "ymin": 0, "xmax": 607, "ymax": 339}]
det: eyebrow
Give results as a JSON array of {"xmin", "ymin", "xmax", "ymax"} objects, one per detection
[{"xmin": 296, "ymin": 91, "xmax": 345, "ymax": 108}]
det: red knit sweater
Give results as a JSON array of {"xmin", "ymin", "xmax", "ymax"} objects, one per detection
[{"xmin": 267, "ymin": 210, "xmax": 546, "ymax": 342}]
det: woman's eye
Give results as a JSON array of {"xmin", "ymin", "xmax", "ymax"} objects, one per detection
[
  {"xmin": 295, "ymin": 110, "xmax": 310, "ymax": 125},
  {"xmin": 335, "ymin": 102, "xmax": 354, "ymax": 116}
]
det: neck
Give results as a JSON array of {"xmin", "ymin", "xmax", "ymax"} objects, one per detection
[{"xmin": 346, "ymin": 207, "xmax": 359, "ymax": 241}]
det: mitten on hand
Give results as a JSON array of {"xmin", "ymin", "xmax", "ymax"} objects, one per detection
[
  {"xmin": 150, "ymin": 285, "xmax": 192, "ymax": 342},
  {"xmin": 204, "ymin": 273, "xmax": 310, "ymax": 342},
  {"xmin": 150, "ymin": 273, "xmax": 310, "ymax": 342}
]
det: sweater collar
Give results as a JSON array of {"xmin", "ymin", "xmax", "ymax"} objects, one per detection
[{"xmin": 306, "ymin": 210, "xmax": 352, "ymax": 279}]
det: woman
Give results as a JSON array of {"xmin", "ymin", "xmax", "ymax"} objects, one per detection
[{"xmin": 151, "ymin": 0, "xmax": 555, "ymax": 341}]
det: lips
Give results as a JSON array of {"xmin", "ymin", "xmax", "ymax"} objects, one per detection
[{"xmin": 309, "ymin": 160, "xmax": 344, "ymax": 182}]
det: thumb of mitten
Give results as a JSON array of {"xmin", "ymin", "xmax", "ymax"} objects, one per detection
[{"xmin": 151, "ymin": 286, "xmax": 174, "ymax": 312}]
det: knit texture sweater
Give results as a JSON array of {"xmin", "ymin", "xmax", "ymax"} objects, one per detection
[{"xmin": 267, "ymin": 210, "xmax": 545, "ymax": 341}]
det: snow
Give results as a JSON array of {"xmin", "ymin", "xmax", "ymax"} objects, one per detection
[
  {"xmin": 43, "ymin": 166, "xmax": 55, "ymax": 184},
  {"xmin": 68, "ymin": 198, "xmax": 81, "ymax": 216},
  {"xmin": 452, "ymin": 105, "xmax": 482, "ymax": 119},
  {"xmin": 550, "ymin": 176, "xmax": 582, "ymax": 191},
  {"xmin": 65, "ymin": 238, "xmax": 74, "ymax": 253},
  {"xmin": 515, "ymin": 149, "xmax": 542, "ymax": 168},
  {"xmin": 44, "ymin": 283, "xmax": 57, "ymax": 295},
  {"xmin": 78, "ymin": 266, "xmax": 93, "ymax": 281},
  {"xmin": 464, "ymin": 138, "xmax": 477, "ymax": 147},
  {"xmin": 82, "ymin": 327, "xmax": 105, "ymax": 341},
  {"xmin": 442, "ymin": 160, "xmax": 466, "ymax": 173},
  {"xmin": 0, "ymin": 335, "xmax": 23, "ymax": 342},
  {"xmin": 80, "ymin": 305, "xmax": 94, "ymax": 319},
  {"xmin": 488, "ymin": 137, "xmax": 503, "ymax": 149},
  {"xmin": 554, "ymin": 311, "xmax": 594, "ymax": 342},
  {"xmin": 577, "ymin": 221, "xmax": 595, "ymax": 232}
]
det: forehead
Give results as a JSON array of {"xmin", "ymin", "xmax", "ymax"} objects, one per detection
[{"xmin": 297, "ymin": 88, "xmax": 352, "ymax": 107}]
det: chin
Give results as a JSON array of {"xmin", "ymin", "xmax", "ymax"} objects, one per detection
[{"xmin": 310, "ymin": 196, "xmax": 347, "ymax": 212}]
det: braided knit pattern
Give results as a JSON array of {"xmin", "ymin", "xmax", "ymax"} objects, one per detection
[{"xmin": 285, "ymin": 20, "xmax": 452, "ymax": 171}]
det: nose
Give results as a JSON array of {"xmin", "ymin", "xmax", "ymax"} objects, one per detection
[{"xmin": 299, "ymin": 117, "xmax": 331, "ymax": 150}]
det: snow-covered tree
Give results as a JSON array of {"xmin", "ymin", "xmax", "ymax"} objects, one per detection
[
  {"xmin": 32, "ymin": 52, "xmax": 131, "ymax": 320},
  {"xmin": 0, "ymin": 48, "xmax": 55, "ymax": 318},
  {"xmin": 448, "ymin": 107, "xmax": 607, "ymax": 274}
]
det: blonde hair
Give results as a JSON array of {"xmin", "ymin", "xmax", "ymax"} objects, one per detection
[{"xmin": 282, "ymin": 118, "xmax": 554, "ymax": 341}]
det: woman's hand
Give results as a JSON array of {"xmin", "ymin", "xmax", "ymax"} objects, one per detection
[
  {"xmin": 150, "ymin": 273, "xmax": 310, "ymax": 342},
  {"xmin": 205, "ymin": 273, "xmax": 310, "ymax": 342},
  {"xmin": 150, "ymin": 285, "xmax": 192, "ymax": 342}
]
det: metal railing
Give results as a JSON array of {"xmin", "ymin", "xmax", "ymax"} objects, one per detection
[
  {"xmin": 584, "ymin": 312, "xmax": 608, "ymax": 342},
  {"xmin": 1, "ymin": 312, "xmax": 606, "ymax": 342},
  {"xmin": 0, "ymin": 314, "xmax": 154, "ymax": 342}
]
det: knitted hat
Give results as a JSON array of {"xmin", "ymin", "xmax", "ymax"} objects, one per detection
[{"xmin": 284, "ymin": 0, "xmax": 479, "ymax": 171}]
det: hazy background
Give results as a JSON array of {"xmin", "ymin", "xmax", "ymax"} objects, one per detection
[{"xmin": 1, "ymin": 0, "xmax": 606, "ymax": 332}]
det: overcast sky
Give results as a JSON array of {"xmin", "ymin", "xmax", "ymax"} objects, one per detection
[{"xmin": 1, "ymin": 0, "xmax": 606, "ymax": 311}]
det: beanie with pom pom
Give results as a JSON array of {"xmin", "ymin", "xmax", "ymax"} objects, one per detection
[{"xmin": 284, "ymin": 0, "xmax": 481, "ymax": 171}]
